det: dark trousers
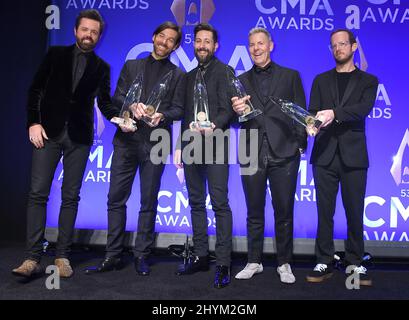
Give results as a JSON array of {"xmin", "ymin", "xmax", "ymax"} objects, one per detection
[
  {"xmin": 184, "ymin": 163, "xmax": 232, "ymax": 266},
  {"xmin": 241, "ymin": 137, "xmax": 300, "ymax": 266},
  {"xmin": 26, "ymin": 129, "xmax": 90, "ymax": 262},
  {"xmin": 106, "ymin": 145, "xmax": 164, "ymax": 258},
  {"xmin": 313, "ymin": 151, "xmax": 367, "ymax": 266}
]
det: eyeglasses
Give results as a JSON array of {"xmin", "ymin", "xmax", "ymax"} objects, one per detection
[{"xmin": 329, "ymin": 41, "xmax": 350, "ymax": 50}]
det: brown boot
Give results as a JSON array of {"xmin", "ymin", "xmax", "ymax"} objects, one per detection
[
  {"xmin": 55, "ymin": 258, "xmax": 74, "ymax": 278},
  {"xmin": 12, "ymin": 259, "xmax": 43, "ymax": 278}
]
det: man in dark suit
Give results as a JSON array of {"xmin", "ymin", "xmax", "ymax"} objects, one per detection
[
  {"xmin": 231, "ymin": 28, "xmax": 306, "ymax": 284},
  {"xmin": 173, "ymin": 23, "xmax": 235, "ymax": 288},
  {"xmin": 85, "ymin": 22, "xmax": 185, "ymax": 276},
  {"xmin": 12, "ymin": 10, "xmax": 119, "ymax": 280},
  {"xmin": 306, "ymin": 29, "xmax": 378, "ymax": 286}
]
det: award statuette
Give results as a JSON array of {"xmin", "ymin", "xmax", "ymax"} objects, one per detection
[
  {"xmin": 227, "ymin": 69, "xmax": 262, "ymax": 122},
  {"xmin": 110, "ymin": 74, "xmax": 143, "ymax": 129},
  {"xmin": 141, "ymin": 70, "xmax": 173, "ymax": 127},
  {"xmin": 269, "ymin": 96, "xmax": 322, "ymax": 129},
  {"xmin": 189, "ymin": 71, "xmax": 212, "ymax": 130}
]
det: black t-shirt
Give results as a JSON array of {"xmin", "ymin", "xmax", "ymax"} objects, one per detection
[{"xmin": 336, "ymin": 68, "xmax": 358, "ymax": 101}]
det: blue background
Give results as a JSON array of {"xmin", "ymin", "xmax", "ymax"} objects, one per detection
[{"xmin": 47, "ymin": 0, "xmax": 409, "ymax": 241}]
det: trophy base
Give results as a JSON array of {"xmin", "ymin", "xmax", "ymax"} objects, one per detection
[
  {"xmin": 239, "ymin": 108, "xmax": 263, "ymax": 123},
  {"xmin": 305, "ymin": 116, "xmax": 322, "ymax": 129},
  {"xmin": 312, "ymin": 119, "xmax": 322, "ymax": 129},
  {"xmin": 110, "ymin": 117, "xmax": 137, "ymax": 128},
  {"xmin": 190, "ymin": 121, "xmax": 212, "ymax": 130}
]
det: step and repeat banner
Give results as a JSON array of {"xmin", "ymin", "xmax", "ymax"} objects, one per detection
[{"xmin": 46, "ymin": 0, "xmax": 409, "ymax": 242}]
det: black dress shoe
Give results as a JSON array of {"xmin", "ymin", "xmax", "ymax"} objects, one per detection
[
  {"xmin": 176, "ymin": 256, "xmax": 209, "ymax": 275},
  {"xmin": 85, "ymin": 256, "xmax": 124, "ymax": 275},
  {"xmin": 135, "ymin": 257, "xmax": 150, "ymax": 276},
  {"xmin": 214, "ymin": 265, "xmax": 230, "ymax": 288}
]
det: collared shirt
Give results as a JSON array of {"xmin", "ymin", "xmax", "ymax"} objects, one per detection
[
  {"xmin": 72, "ymin": 46, "xmax": 91, "ymax": 92},
  {"xmin": 198, "ymin": 56, "xmax": 216, "ymax": 76},
  {"xmin": 144, "ymin": 54, "xmax": 171, "ymax": 97},
  {"xmin": 252, "ymin": 61, "xmax": 273, "ymax": 103}
]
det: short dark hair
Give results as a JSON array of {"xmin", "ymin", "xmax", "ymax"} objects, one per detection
[
  {"xmin": 153, "ymin": 21, "xmax": 183, "ymax": 48},
  {"xmin": 330, "ymin": 29, "xmax": 356, "ymax": 45},
  {"xmin": 194, "ymin": 23, "xmax": 218, "ymax": 43},
  {"xmin": 75, "ymin": 9, "xmax": 105, "ymax": 35}
]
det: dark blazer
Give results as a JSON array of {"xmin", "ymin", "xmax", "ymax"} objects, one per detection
[
  {"xmin": 180, "ymin": 57, "xmax": 236, "ymax": 161},
  {"xmin": 238, "ymin": 62, "xmax": 307, "ymax": 159},
  {"xmin": 27, "ymin": 45, "xmax": 119, "ymax": 145},
  {"xmin": 309, "ymin": 68, "xmax": 378, "ymax": 168},
  {"xmin": 112, "ymin": 56, "xmax": 185, "ymax": 152}
]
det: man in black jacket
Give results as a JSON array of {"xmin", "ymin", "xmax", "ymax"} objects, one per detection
[
  {"xmin": 12, "ymin": 10, "xmax": 118, "ymax": 280},
  {"xmin": 174, "ymin": 23, "xmax": 235, "ymax": 288},
  {"xmin": 306, "ymin": 29, "xmax": 378, "ymax": 286},
  {"xmin": 231, "ymin": 28, "xmax": 306, "ymax": 284},
  {"xmin": 85, "ymin": 21, "xmax": 185, "ymax": 276}
]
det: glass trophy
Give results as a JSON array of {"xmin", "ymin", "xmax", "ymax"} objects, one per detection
[
  {"xmin": 227, "ymin": 69, "xmax": 262, "ymax": 122},
  {"xmin": 141, "ymin": 70, "xmax": 173, "ymax": 127},
  {"xmin": 190, "ymin": 71, "xmax": 212, "ymax": 130},
  {"xmin": 110, "ymin": 74, "xmax": 143, "ymax": 129},
  {"xmin": 269, "ymin": 97, "xmax": 322, "ymax": 129}
]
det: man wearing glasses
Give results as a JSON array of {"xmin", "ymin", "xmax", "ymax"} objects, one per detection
[{"xmin": 306, "ymin": 29, "xmax": 378, "ymax": 286}]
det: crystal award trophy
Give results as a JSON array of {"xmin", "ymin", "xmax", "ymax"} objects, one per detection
[
  {"xmin": 269, "ymin": 97, "xmax": 322, "ymax": 129},
  {"xmin": 189, "ymin": 70, "xmax": 212, "ymax": 130},
  {"xmin": 110, "ymin": 74, "xmax": 143, "ymax": 129},
  {"xmin": 227, "ymin": 69, "xmax": 262, "ymax": 122},
  {"xmin": 141, "ymin": 70, "xmax": 173, "ymax": 127}
]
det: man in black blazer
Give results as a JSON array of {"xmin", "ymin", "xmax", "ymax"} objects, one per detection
[
  {"xmin": 232, "ymin": 28, "xmax": 306, "ymax": 284},
  {"xmin": 12, "ymin": 10, "xmax": 119, "ymax": 280},
  {"xmin": 85, "ymin": 22, "xmax": 185, "ymax": 276},
  {"xmin": 306, "ymin": 29, "xmax": 378, "ymax": 286},
  {"xmin": 173, "ymin": 23, "xmax": 235, "ymax": 288}
]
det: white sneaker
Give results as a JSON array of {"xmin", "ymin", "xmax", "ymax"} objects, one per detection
[
  {"xmin": 277, "ymin": 263, "xmax": 296, "ymax": 284},
  {"xmin": 235, "ymin": 263, "xmax": 263, "ymax": 280}
]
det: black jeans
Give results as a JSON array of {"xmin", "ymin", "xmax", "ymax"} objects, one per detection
[
  {"xmin": 313, "ymin": 151, "xmax": 367, "ymax": 266},
  {"xmin": 241, "ymin": 136, "xmax": 300, "ymax": 266},
  {"xmin": 184, "ymin": 163, "xmax": 232, "ymax": 266},
  {"xmin": 106, "ymin": 145, "xmax": 165, "ymax": 258},
  {"xmin": 26, "ymin": 128, "xmax": 90, "ymax": 262}
]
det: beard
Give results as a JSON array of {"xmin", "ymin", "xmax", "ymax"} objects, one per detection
[
  {"xmin": 153, "ymin": 43, "xmax": 170, "ymax": 58},
  {"xmin": 334, "ymin": 50, "xmax": 354, "ymax": 65},
  {"xmin": 76, "ymin": 36, "xmax": 96, "ymax": 52},
  {"xmin": 195, "ymin": 48, "xmax": 214, "ymax": 65}
]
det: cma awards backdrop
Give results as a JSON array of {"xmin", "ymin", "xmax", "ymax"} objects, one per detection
[{"xmin": 45, "ymin": 0, "xmax": 409, "ymax": 250}]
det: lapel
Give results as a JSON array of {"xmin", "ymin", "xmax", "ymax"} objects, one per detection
[
  {"xmin": 329, "ymin": 68, "xmax": 340, "ymax": 107},
  {"xmin": 140, "ymin": 57, "xmax": 149, "ymax": 101},
  {"xmin": 64, "ymin": 45, "xmax": 75, "ymax": 95},
  {"xmin": 339, "ymin": 68, "xmax": 361, "ymax": 107},
  {"xmin": 267, "ymin": 62, "xmax": 282, "ymax": 98},
  {"xmin": 244, "ymin": 71, "xmax": 265, "ymax": 111}
]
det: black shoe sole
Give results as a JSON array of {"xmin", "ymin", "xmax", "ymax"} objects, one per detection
[
  {"xmin": 84, "ymin": 264, "xmax": 124, "ymax": 275},
  {"xmin": 214, "ymin": 282, "xmax": 230, "ymax": 289},
  {"xmin": 11, "ymin": 271, "xmax": 44, "ymax": 283}
]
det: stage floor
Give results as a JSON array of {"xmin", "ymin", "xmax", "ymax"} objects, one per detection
[{"xmin": 1, "ymin": 242, "xmax": 409, "ymax": 300}]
